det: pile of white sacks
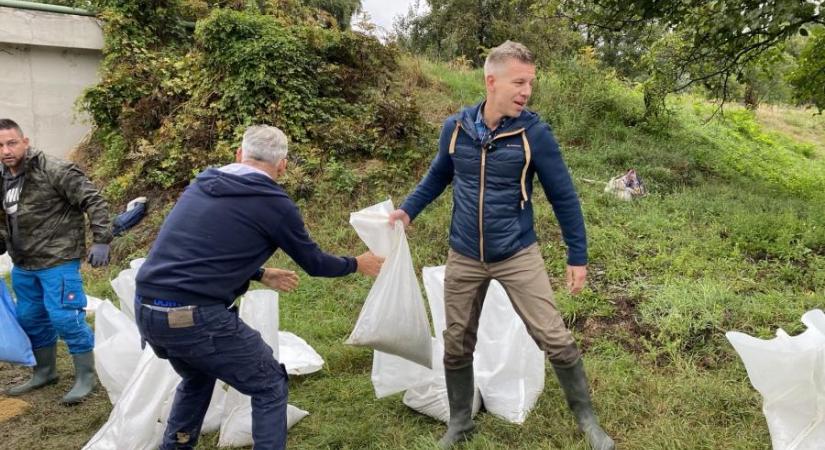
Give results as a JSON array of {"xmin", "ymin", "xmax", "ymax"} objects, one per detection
[
  {"xmin": 84, "ymin": 199, "xmax": 548, "ymax": 448},
  {"xmin": 83, "ymin": 260, "xmax": 323, "ymax": 450},
  {"xmin": 348, "ymin": 200, "xmax": 545, "ymax": 424}
]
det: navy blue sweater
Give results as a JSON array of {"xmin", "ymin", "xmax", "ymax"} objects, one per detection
[
  {"xmin": 400, "ymin": 101, "xmax": 587, "ymax": 265},
  {"xmin": 136, "ymin": 168, "xmax": 356, "ymax": 306}
]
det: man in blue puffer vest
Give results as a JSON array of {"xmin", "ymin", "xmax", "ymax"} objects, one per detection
[
  {"xmin": 135, "ymin": 125, "xmax": 384, "ymax": 450},
  {"xmin": 389, "ymin": 41, "xmax": 615, "ymax": 449}
]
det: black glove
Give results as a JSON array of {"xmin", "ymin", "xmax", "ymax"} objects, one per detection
[{"xmin": 87, "ymin": 243, "xmax": 110, "ymax": 267}]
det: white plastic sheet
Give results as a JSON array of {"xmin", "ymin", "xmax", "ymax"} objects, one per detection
[
  {"xmin": 727, "ymin": 309, "xmax": 825, "ymax": 450},
  {"xmin": 347, "ymin": 200, "xmax": 433, "ymax": 368}
]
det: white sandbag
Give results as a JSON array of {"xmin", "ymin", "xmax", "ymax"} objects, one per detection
[
  {"xmin": 218, "ymin": 400, "xmax": 308, "ymax": 448},
  {"xmin": 84, "ymin": 347, "xmax": 181, "ymax": 450},
  {"xmin": 474, "ymin": 278, "xmax": 545, "ymax": 424},
  {"xmin": 240, "ymin": 290, "xmax": 280, "ymax": 358},
  {"xmin": 372, "ymin": 349, "xmax": 433, "ymax": 398},
  {"xmin": 279, "ymin": 331, "xmax": 324, "ymax": 375},
  {"xmin": 219, "ymin": 290, "xmax": 282, "ymax": 447},
  {"xmin": 398, "ymin": 266, "xmax": 483, "ymax": 422},
  {"xmin": 402, "ymin": 338, "xmax": 482, "ymax": 423},
  {"xmin": 0, "ymin": 252, "xmax": 12, "ymax": 276},
  {"xmin": 422, "ymin": 266, "xmax": 449, "ymax": 344},
  {"xmin": 110, "ymin": 267, "xmax": 138, "ymax": 321},
  {"xmin": 201, "ymin": 383, "xmax": 227, "ymax": 434},
  {"xmin": 93, "ymin": 300, "xmax": 143, "ymax": 404},
  {"xmin": 85, "ymin": 296, "xmax": 105, "ymax": 315},
  {"xmin": 89, "ymin": 290, "xmax": 282, "ymax": 450},
  {"xmin": 129, "ymin": 258, "xmax": 146, "ymax": 270},
  {"xmin": 726, "ymin": 309, "xmax": 825, "ymax": 450},
  {"xmin": 411, "ymin": 266, "xmax": 544, "ymax": 424},
  {"xmin": 369, "ymin": 266, "xmax": 439, "ymax": 399},
  {"xmin": 347, "ymin": 199, "xmax": 433, "ymax": 368}
]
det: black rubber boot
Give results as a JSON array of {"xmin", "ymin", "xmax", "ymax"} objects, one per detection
[
  {"xmin": 438, "ymin": 365, "xmax": 476, "ymax": 449},
  {"xmin": 61, "ymin": 351, "xmax": 97, "ymax": 404},
  {"xmin": 553, "ymin": 359, "xmax": 615, "ymax": 450},
  {"xmin": 6, "ymin": 345, "xmax": 59, "ymax": 395}
]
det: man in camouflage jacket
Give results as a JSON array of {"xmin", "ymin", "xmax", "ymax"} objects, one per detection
[{"xmin": 0, "ymin": 118, "xmax": 112, "ymax": 404}]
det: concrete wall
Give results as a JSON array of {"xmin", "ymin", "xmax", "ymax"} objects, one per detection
[{"xmin": 0, "ymin": 6, "xmax": 103, "ymax": 158}]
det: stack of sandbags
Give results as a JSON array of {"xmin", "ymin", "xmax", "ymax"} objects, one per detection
[
  {"xmin": 87, "ymin": 261, "xmax": 324, "ymax": 450},
  {"xmin": 372, "ymin": 265, "xmax": 545, "ymax": 424}
]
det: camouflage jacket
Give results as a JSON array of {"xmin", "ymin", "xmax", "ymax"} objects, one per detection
[{"xmin": 0, "ymin": 149, "xmax": 112, "ymax": 269}]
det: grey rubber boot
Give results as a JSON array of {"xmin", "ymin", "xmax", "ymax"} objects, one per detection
[
  {"xmin": 438, "ymin": 365, "xmax": 476, "ymax": 449},
  {"xmin": 553, "ymin": 359, "xmax": 615, "ymax": 450},
  {"xmin": 61, "ymin": 351, "xmax": 97, "ymax": 404},
  {"xmin": 6, "ymin": 345, "xmax": 59, "ymax": 395}
]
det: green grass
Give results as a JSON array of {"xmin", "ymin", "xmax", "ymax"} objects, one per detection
[{"xmin": 3, "ymin": 55, "xmax": 824, "ymax": 449}]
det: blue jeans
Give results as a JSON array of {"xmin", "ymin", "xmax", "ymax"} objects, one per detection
[
  {"xmin": 135, "ymin": 298, "xmax": 289, "ymax": 450},
  {"xmin": 12, "ymin": 259, "xmax": 93, "ymax": 354}
]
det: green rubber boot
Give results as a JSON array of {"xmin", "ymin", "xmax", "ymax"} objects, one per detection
[
  {"xmin": 553, "ymin": 359, "xmax": 615, "ymax": 450},
  {"xmin": 438, "ymin": 365, "xmax": 476, "ymax": 449},
  {"xmin": 6, "ymin": 345, "xmax": 59, "ymax": 396},
  {"xmin": 61, "ymin": 351, "xmax": 97, "ymax": 405}
]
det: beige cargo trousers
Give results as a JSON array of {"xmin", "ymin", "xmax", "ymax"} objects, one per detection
[{"xmin": 442, "ymin": 243, "xmax": 581, "ymax": 370}]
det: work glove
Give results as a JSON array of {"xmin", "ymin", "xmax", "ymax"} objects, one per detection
[{"xmin": 87, "ymin": 243, "xmax": 110, "ymax": 267}]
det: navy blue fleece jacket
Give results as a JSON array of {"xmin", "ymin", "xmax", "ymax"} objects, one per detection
[{"xmin": 136, "ymin": 168, "xmax": 356, "ymax": 306}]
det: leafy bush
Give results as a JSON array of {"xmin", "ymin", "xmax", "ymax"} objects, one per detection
[{"xmin": 77, "ymin": 3, "xmax": 431, "ymax": 201}]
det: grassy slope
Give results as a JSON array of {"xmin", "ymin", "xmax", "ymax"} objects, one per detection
[{"xmin": 2, "ymin": 56, "xmax": 825, "ymax": 449}]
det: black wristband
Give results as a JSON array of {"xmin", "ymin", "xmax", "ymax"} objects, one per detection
[{"xmin": 251, "ymin": 267, "xmax": 265, "ymax": 282}]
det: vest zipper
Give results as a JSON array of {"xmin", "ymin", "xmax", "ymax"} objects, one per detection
[{"xmin": 477, "ymin": 128, "xmax": 526, "ymax": 261}]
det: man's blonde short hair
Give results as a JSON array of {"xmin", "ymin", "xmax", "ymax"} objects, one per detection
[{"xmin": 484, "ymin": 41, "xmax": 535, "ymax": 76}]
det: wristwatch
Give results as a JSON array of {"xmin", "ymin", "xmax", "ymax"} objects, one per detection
[{"xmin": 251, "ymin": 267, "xmax": 265, "ymax": 282}]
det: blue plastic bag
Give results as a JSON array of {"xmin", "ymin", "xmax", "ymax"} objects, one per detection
[{"xmin": 0, "ymin": 280, "xmax": 35, "ymax": 366}]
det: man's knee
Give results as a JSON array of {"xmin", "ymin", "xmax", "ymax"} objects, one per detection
[{"xmin": 547, "ymin": 342, "xmax": 581, "ymax": 367}]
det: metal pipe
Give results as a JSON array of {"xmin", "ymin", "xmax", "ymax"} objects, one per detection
[{"xmin": 0, "ymin": 0, "xmax": 96, "ymax": 17}]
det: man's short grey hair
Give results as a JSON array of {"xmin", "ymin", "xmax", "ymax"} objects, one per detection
[
  {"xmin": 484, "ymin": 41, "xmax": 535, "ymax": 76},
  {"xmin": 241, "ymin": 125, "xmax": 288, "ymax": 164}
]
